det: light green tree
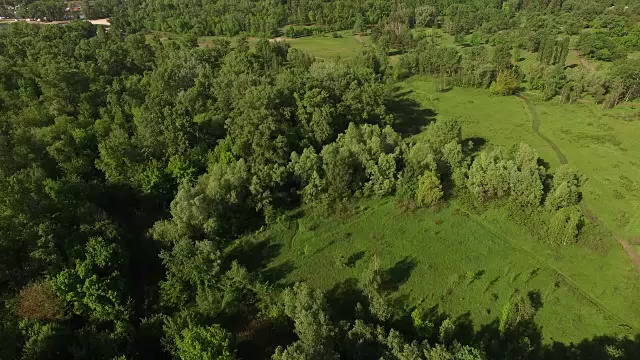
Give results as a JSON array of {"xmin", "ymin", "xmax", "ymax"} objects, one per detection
[
  {"xmin": 489, "ymin": 69, "xmax": 520, "ymax": 96},
  {"xmin": 282, "ymin": 283, "xmax": 334, "ymax": 346},
  {"xmin": 416, "ymin": 170, "xmax": 444, "ymax": 207},
  {"xmin": 175, "ymin": 324, "xmax": 234, "ymax": 360},
  {"xmin": 547, "ymin": 206, "xmax": 582, "ymax": 245},
  {"xmin": 545, "ymin": 165, "xmax": 581, "ymax": 210}
]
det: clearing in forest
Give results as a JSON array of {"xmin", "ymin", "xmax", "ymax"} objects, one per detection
[
  {"xmin": 400, "ymin": 77, "xmax": 640, "ymax": 238},
  {"xmin": 253, "ymin": 199, "xmax": 640, "ymax": 345},
  {"xmin": 272, "ymin": 30, "xmax": 370, "ymax": 59},
  {"xmin": 247, "ymin": 75, "xmax": 640, "ymax": 347}
]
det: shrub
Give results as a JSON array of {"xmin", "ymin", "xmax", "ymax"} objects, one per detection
[
  {"xmin": 17, "ymin": 282, "xmax": 64, "ymax": 322},
  {"xmin": 416, "ymin": 171, "xmax": 444, "ymax": 207},
  {"xmin": 547, "ymin": 206, "xmax": 583, "ymax": 245},
  {"xmin": 489, "ymin": 69, "xmax": 520, "ymax": 96},
  {"xmin": 545, "ymin": 165, "xmax": 581, "ymax": 210}
]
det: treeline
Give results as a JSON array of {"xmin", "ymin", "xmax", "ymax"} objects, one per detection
[
  {"xmin": 283, "ymin": 25, "xmax": 325, "ymax": 38},
  {"xmin": 102, "ymin": 0, "xmax": 640, "ymax": 106},
  {"xmin": 104, "ymin": 0, "xmax": 640, "ymax": 38}
]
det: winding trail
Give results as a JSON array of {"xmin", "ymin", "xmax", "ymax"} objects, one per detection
[
  {"xmin": 517, "ymin": 94, "xmax": 640, "ymax": 273},
  {"xmin": 517, "ymin": 94, "xmax": 568, "ymax": 165}
]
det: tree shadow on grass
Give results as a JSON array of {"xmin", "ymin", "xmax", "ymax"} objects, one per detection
[
  {"xmin": 386, "ymin": 88, "xmax": 437, "ymax": 137},
  {"xmin": 227, "ymin": 238, "xmax": 284, "ymax": 273},
  {"xmin": 261, "ymin": 261, "xmax": 296, "ymax": 285},
  {"xmin": 528, "ymin": 290, "xmax": 544, "ymax": 311},
  {"xmin": 312, "ymin": 238, "xmax": 337, "ymax": 255},
  {"xmin": 383, "ymin": 256, "xmax": 417, "ymax": 291},
  {"xmin": 462, "ymin": 136, "xmax": 487, "ymax": 155},
  {"xmin": 227, "ymin": 237, "xmax": 296, "ymax": 284},
  {"xmin": 346, "ymin": 251, "xmax": 365, "ymax": 268},
  {"xmin": 468, "ymin": 300, "xmax": 640, "ymax": 360},
  {"xmin": 326, "ymin": 278, "xmax": 369, "ymax": 322},
  {"xmin": 544, "ymin": 335, "xmax": 640, "ymax": 360},
  {"xmin": 452, "ymin": 311, "xmax": 475, "ymax": 344}
]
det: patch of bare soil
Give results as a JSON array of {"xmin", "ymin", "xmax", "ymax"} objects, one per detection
[{"xmin": 616, "ymin": 236, "xmax": 640, "ymax": 273}]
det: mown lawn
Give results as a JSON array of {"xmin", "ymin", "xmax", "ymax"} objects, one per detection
[{"xmin": 250, "ymin": 198, "xmax": 640, "ymax": 344}]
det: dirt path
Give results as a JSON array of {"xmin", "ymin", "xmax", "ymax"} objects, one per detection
[
  {"xmin": 2, "ymin": 18, "xmax": 110, "ymax": 26},
  {"xmin": 518, "ymin": 94, "xmax": 640, "ymax": 273},
  {"xmin": 517, "ymin": 94, "xmax": 568, "ymax": 165},
  {"xmin": 616, "ymin": 237, "xmax": 640, "ymax": 273}
]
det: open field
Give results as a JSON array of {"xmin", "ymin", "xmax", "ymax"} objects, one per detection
[
  {"xmin": 398, "ymin": 77, "xmax": 560, "ymax": 167},
  {"xmin": 251, "ymin": 198, "xmax": 640, "ymax": 344},
  {"xmin": 398, "ymin": 77, "xmax": 640, "ymax": 238},
  {"xmin": 274, "ymin": 31, "xmax": 370, "ymax": 59},
  {"xmin": 198, "ymin": 30, "xmax": 370, "ymax": 59}
]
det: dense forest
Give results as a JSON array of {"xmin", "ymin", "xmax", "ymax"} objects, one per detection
[{"xmin": 1, "ymin": 0, "xmax": 640, "ymax": 359}]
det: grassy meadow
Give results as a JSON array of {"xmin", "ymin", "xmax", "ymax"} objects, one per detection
[
  {"xmin": 399, "ymin": 77, "xmax": 640, "ymax": 238},
  {"xmin": 274, "ymin": 30, "xmax": 370, "ymax": 59},
  {"xmin": 248, "ymin": 198, "xmax": 640, "ymax": 344},
  {"xmin": 199, "ymin": 30, "xmax": 369, "ymax": 59}
]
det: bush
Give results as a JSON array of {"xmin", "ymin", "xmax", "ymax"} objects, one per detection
[
  {"xmin": 545, "ymin": 165, "xmax": 581, "ymax": 210},
  {"xmin": 489, "ymin": 69, "xmax": 520, "ymax": 96},
  {"xmin": 547, "ymin": 206, "xmax": 583, "ymax": 245},
  {"xmin": 17, "ymin": 282, "xmax": 64, "ymax": 321},
  {"xmin": 416, "ymin": 170, "xmax": 444, "ymax": 207}
]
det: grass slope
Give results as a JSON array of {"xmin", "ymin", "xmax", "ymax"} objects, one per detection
[{"xmin": 255, "ymin": 199, "xmax": 640, "ymax": 344}]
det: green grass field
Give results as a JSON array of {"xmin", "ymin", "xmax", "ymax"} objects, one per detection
[
  {"xmin": 398, "ymin": 77, "xmax": 640, "ymax": 237},
  {"xmin": 398, "ymin": 77, "xmax": 559, "ymax": 167},
  {"xmin": 528, "ymin": 96, "xmax": 640, "ymax": 237},
  {"xmin": 199, "ymin": 30, "xmax": 369, "ymax": 59},
  {"xmin": 252, "ymin": 198, "xmax": 640, "ymax": 344},
  {"xmin": 276, "ymin": 31, "xmax": 370, "ymax": 59}
]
